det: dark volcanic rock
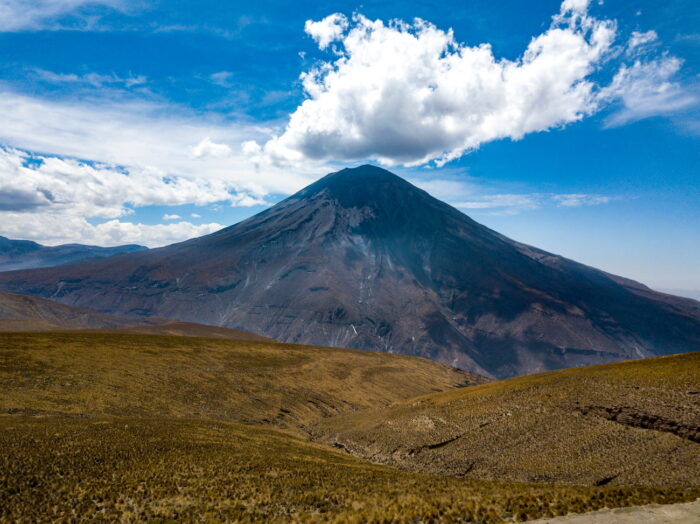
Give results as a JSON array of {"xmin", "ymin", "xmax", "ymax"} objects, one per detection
[
  {"xmin": 0, "ymin": 236, "xmax": 146, "ymax": 271},
  {"xmin": 0, "ymin": 165, "xmax": 698, "ymax": 377}
]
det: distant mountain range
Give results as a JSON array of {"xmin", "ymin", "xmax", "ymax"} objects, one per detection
[
  {"xmin": 0, "ymin": 236, "xmax": 146, "ymax": 272},
  {"xmin": 0, "ymin": 289, "xmax": 275, "ymax": 341},
  {"xmin": 1, "ymin": 165, "xmax": 699, "ymax": 378},
  {"xmin": 0, "ymin": 289, "xmax": 161, "ymax": 331}
]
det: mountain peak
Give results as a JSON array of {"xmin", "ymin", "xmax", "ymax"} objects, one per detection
[
  {"xmin": 321, "ymin": 164, "xmax": 402, "ymax": 184},
  {"xmin": 298, "ymin": 164, "xmax": 427, "ymax": 211}
]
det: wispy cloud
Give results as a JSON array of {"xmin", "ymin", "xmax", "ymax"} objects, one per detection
[
  {"xmin": 452, "ymin": 193, "xmax": 615, "ymax": 215},
  {"xmin": 626, "ymin": 30, "xmax": 658, "ymax": 56},
  {"xmin": 0, "ymin": 87, "xmax": 318, "ymax": 196},
  {"xmin": 601, "ymin": 57, "xmax": 698, "ymax": 127},
  {"xmin": 0, "ymin": 81, "xmax": 328, "ymax": 246},
  {"xmin": 0, "ymin": 0, "xmax": 134, "ymax": 32},
  {"xmin": 33, "ymin": 68, "xmax": 147, "ymax": 88},
  {"xmin": 209, "ymin": 71, "xmax": 235, "ymax": 87},
  {"xmin": 412, "ymin": 176, "xmax": 616, "ymax": 215}
]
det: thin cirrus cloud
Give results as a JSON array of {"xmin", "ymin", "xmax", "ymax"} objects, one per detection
[
  {"xmin": 33, "ymin": 68, "xmax": 147, "ymax": 88},
  {"xmin": 0, "ymin": 0, "xmax": 133, "ymax": 31},
  {"xmin": 453, "ymin": 194, "xmax": 613, "ymax": 215},
  {"xmin": 410, "ymin": 178, "xmax": 615, "ymax": 215},
  {"xmin": 245, "ymin": 0, "xmax": 695, "ymax": 167},
  {"xmin": 0, "ymin": 88, "xmax": 317, "ymax": 197},
  {"xmin": 599, "ymin": 57, "xmax": 697, "ymax": 128}
]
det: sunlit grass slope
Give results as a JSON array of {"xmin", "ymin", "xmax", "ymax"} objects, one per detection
[
  {"xmin": 312, "ymin": 352, "xmax": 700, "ymax": 486},
  {"xmin": 0, "ymin": 331, "xmax": 483, "ymax": 428},
  {"xmin": 1, "ymin": 416, "xmax": 696, "ymax": 523}
]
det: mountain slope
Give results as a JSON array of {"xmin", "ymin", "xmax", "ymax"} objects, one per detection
[
  {"xmin": 0, "ymin": 290, "xmax": 272, "ymax": 341},
  {"xmin": 1, "ymin": 165, "xmax": 698, "ymax": 377},
  {"xmin": 0, "ymin": 290, "xmax": 162, "ymax": 331},
  {"xmin": 0, "ymin": 235, "xmax": 146, "ymax": 271},
  {"xmin": 310, "ymin": 352, "xmax": 700, "ymax": 486}
]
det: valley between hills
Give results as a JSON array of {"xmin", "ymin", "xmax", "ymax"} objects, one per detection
[{"xmin": 1, "ymin": 324, "xmax": 698, "ymax": 522}]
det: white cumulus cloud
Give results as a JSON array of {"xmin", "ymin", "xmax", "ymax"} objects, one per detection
[
  {"xmin": 190, "ymin": 137, "xmax": 233, "ymax": 159},
  {"xmin": 247, "ymin": 0, "xmax": 692, "ymax": 167},
  {"xmin": 304, "ymin": 13, "xmax": 348, "ymax": 50},
  {"xmin": 0, "ymin": 146, "xmax": 266, "ymax": 246},
  {"xmin": 0, "ymin": 147, "xmax": 248, "ymax": 218},
  {"xmin": 0, "ymin": 213, "xmax": 224, "ymax": 247}
]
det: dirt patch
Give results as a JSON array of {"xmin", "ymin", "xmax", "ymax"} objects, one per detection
[{"xmin": 530, "ymin": 499, "xmax": 700, "ymax": 523}]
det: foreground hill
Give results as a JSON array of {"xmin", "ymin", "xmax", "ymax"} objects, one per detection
[
  {"xmin": 2, "ymin": 416, "xmax": 695, "ymax": 522},
  {"xmin": 0, "ymin": 332, "xmax": 484, "ymax": 427},
  {"xmin": 1, "ymin": 332, "xmax": 696, "ymax": 521},
  {"xmin": 94, "ymin": 321, "xmax": 276, "ymax": 341},
  {"xmin": 0, "ymin": 235, "xmax": 145, "ymax": 271},
  {"xmin": 311, "ymin": 352, "xmax": 700, "ymax": 486},
  {"xmin": 1, "ymin": 166, "xmax": 699, "ymax": 377}
]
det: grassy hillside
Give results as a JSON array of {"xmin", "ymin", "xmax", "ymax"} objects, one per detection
[
  {"xmin": 84, "ymin": 321, "xmax": 277, "ymax": 342},
  {"xmin": 1, "ymin": 416, "xmax": 696, "ymax": 523},
  {"xmin": 0, "ymin": 331, "xmax": 483, "ymax": 428},
  {"xmin": 311, "ymin": 352, "xmax": 700, "ymax": 486},
  {"xmin": 1, "ymin": 332, "xmax": 697, "ymax": 521}
]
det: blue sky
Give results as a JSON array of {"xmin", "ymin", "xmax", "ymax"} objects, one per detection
[{"xmin": 0, "ymin": 0, "xmax": 698, "ymax": 296}]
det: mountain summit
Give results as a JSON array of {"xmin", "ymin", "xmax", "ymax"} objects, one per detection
[{"xmin": 1, "ymin": 165, "xmax": 698, "ymax": 377}]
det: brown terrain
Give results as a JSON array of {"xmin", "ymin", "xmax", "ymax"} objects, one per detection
[
  {"xmin": 0, "ymin": 166, "xmax": 698, "ymax": 378},
  {"xmin": 0, "ymin": 328, "xmax": 697, "ymax": 521},
  {"xmin": 310, "ymin": 351, "xmax": 700, "ymax": 486},
  {"xmin": 0, "ymin": 331, "xmax": 483, "ymax": 427}
]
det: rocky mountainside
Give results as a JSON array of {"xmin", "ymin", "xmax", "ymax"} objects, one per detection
[
  {"xmin": 1, "ymin": 165, "xmax": 699, "ymax": 378},
  {"xmin": 0, "ymin": 235, "xmax": 146, "ymax": 271},
  {"xmin": 0, "ymin": 290, "xmax": 273, "ymax": 341},
  {"xmin": 0, "ymin": 290, "xmax": 161, "ymax": 331}
]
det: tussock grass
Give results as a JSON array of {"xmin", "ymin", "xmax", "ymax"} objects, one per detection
[
  {"xmin": 1, "ymin": 416, "xmax": 696, "ymax": 523},
  {"xmin": 312, "ymin": 352, "xmax": 700, "ymax": 486},
  {"xmin": 1, "ymin": 332, "xmax": 697, "ymax": 521},
  {"xmin": 0, "ymin": 332, "xmax": 480, "ymax": 428}
]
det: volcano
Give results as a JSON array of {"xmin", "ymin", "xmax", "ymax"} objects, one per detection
[{"xmin": 1, "ymin": 165, "xmax": 698, "ymax": 377}]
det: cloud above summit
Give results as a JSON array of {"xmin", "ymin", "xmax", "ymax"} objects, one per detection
[{"xmin": 247, "ymin": 0, "xmax": 693, "ymax": 167}]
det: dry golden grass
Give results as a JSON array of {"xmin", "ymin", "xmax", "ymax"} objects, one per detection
[
  {"xmin": 1, "ymin": 415, "xmax": 696, "ymax": 523},
  {"xmin": 88, "ymin": 321, "xmax": 277, "ymax": 341},
  {"xmin": 1, "ymin": 332, "xmax": 697, "ymax": 521},
  {"xmin": 0, "ymin": 331, "xmax": 481, "ymax": 428},
  {"xmin": 312, "ymin": 352, "xmax": 700, "ymax": 486}
]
